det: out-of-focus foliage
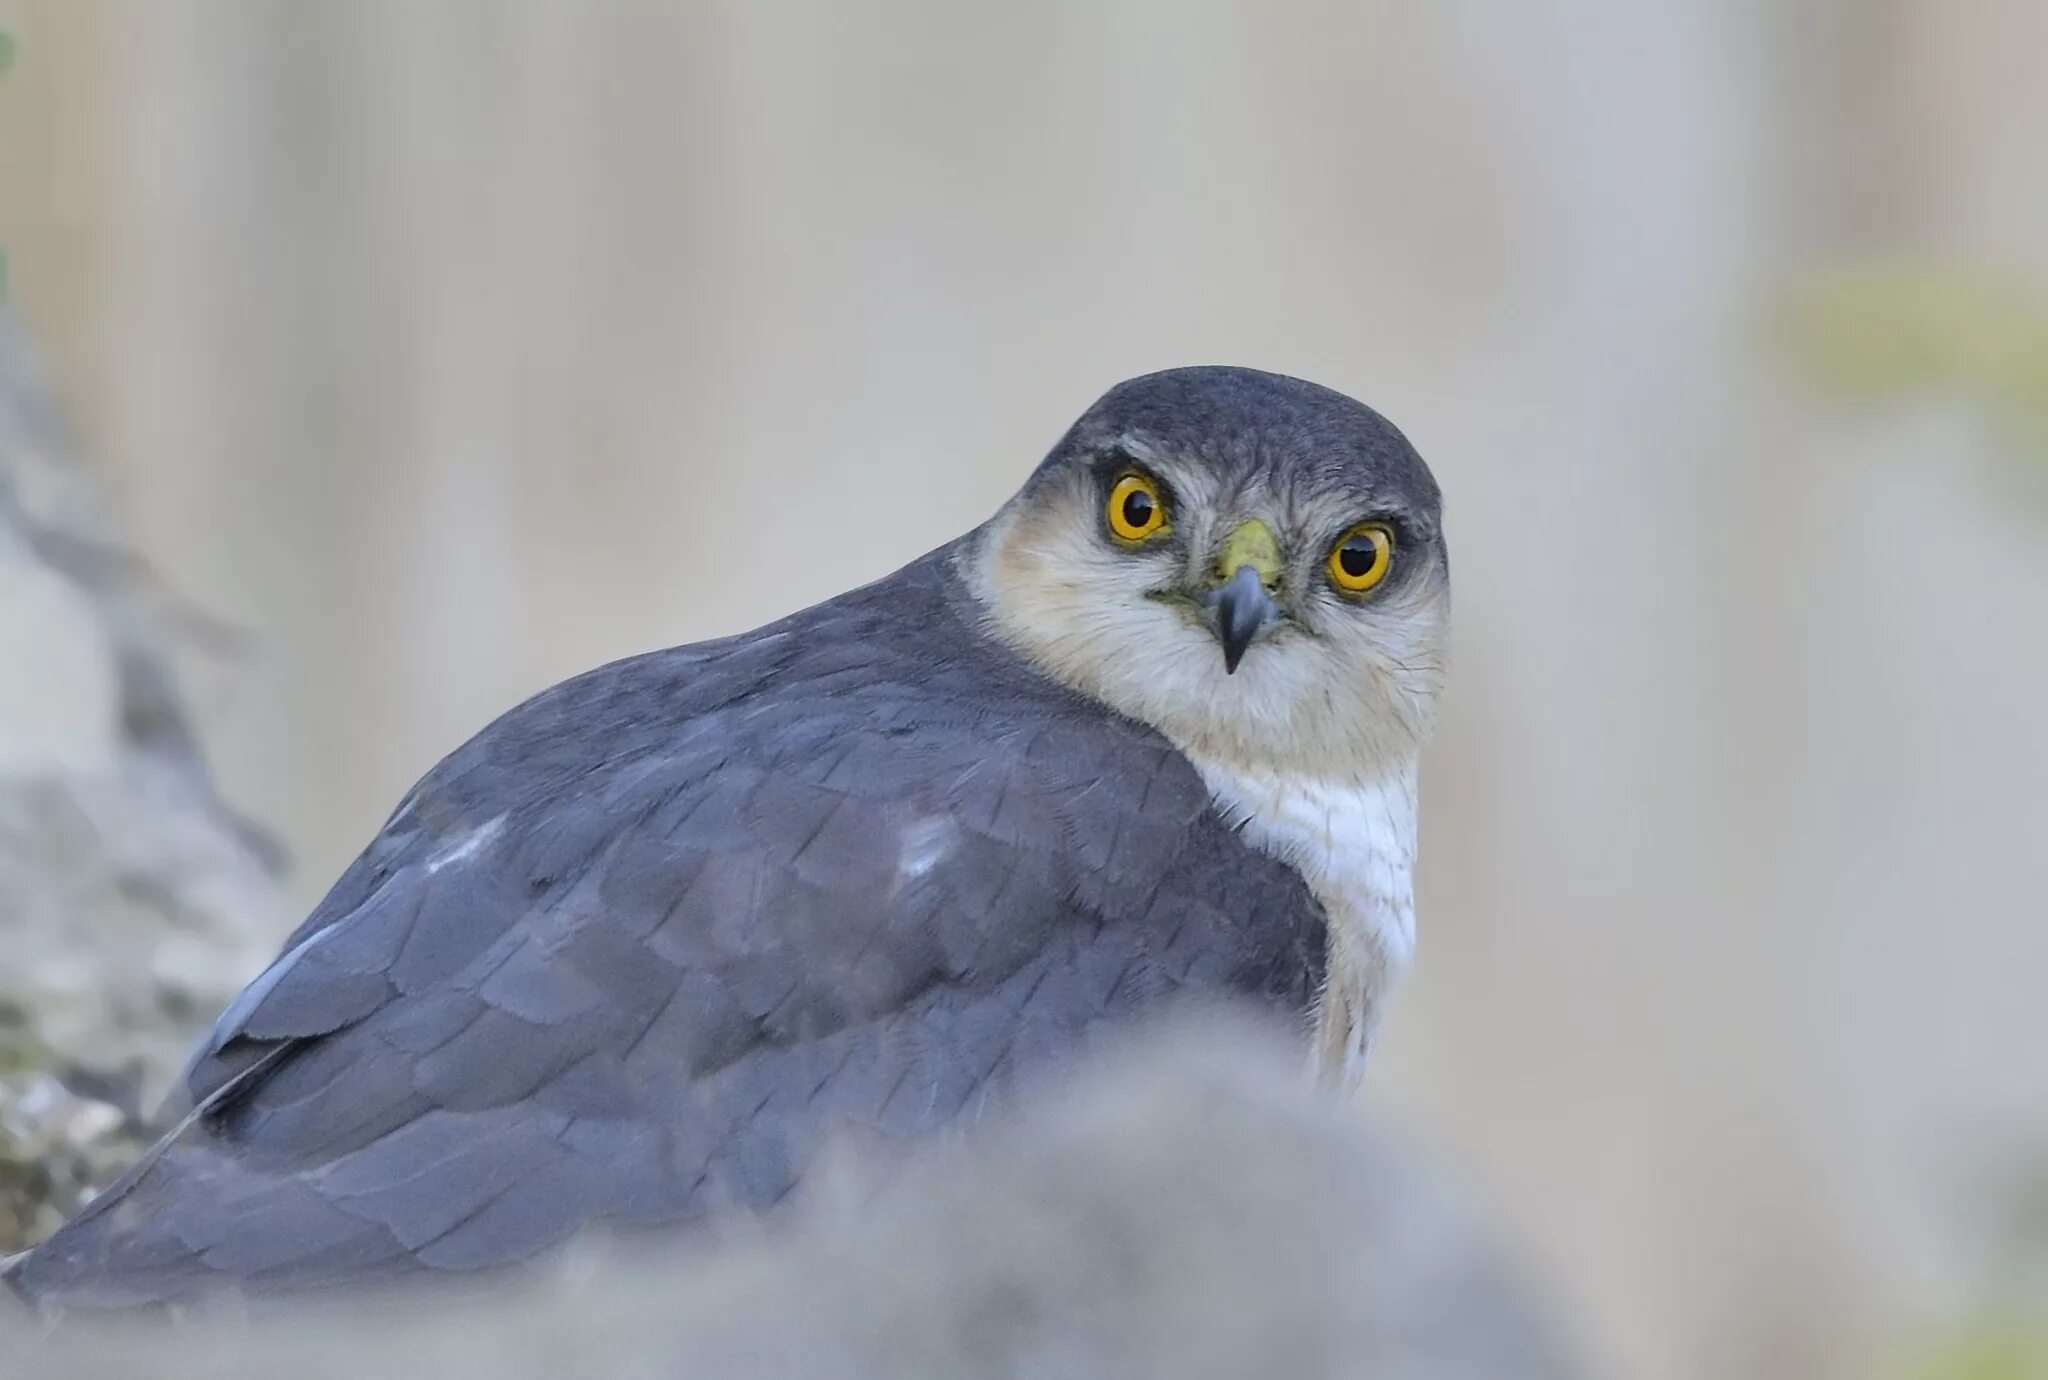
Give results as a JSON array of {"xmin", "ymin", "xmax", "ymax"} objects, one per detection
[
  {"xmin": 1784, "ymin": 264, "xmax": 2048, "ymax": 475},
  {"xmin": 1901, "ymin": 1150, "xmax": 2048, "ymax": 1380},
  {"xmin": 1907, "ymin": 1320, "xmax": 2048, "ymax": 1380}
]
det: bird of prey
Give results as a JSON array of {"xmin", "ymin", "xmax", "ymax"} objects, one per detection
[{"xmin": 6, "ymin": 366, "xmax": 1448, "ymax": 1310}]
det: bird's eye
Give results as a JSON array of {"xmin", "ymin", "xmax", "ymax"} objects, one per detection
[
  {"xmin": 1327, "ymin": 522, "xmax": 1395, "ymax": 594},
  {"xmin": 1106, "ymin": 472, "xmax": 1170, "ymax": 543}
]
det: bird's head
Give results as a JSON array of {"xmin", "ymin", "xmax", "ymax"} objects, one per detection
[{"xmin": 968, "ymin": 366, "xmax": 1448, "ymax": 781}]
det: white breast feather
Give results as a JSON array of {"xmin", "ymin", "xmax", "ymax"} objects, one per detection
[{"xmin": 1185, "ymin": 755, "xmax": 1420, "ymax": 1088}]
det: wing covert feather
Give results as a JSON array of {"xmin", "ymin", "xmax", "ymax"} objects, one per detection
[{"xmin": 9, "ymin": 552, "xmax": 1325, "ymax": 1307}]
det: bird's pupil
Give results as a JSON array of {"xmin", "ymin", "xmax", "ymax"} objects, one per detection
[
  {"xmin": 1123, "ymin": 491, "xmax": 1154, "ymax": 527},
  {"xmin": 1339, "ymin": 540, "xmax": 1375, "ymax": 578}
]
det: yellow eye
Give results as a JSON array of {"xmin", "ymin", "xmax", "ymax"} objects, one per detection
[
  {"xmin": 1327, "ymin": 522, "xmax": 1394, "ymax": 594},
  {"xmin": 1106, "ymin": 472, "xmax": 1170, "ymax": 543}
]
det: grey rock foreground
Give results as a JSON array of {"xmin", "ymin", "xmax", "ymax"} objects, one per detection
[{"xmin": 7, "ymin": 1025, "xmax": 1582, "ymax": 1380}]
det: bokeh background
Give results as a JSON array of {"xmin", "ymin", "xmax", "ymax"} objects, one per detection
[{"xmin": 2, "ymin": 3, "xmax": 2045, "ymax": 1377}]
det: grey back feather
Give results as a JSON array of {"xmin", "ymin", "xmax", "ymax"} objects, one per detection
[{"xmin": 9, "ymin": 547, "xmax": 1324, "ymax": 1308}]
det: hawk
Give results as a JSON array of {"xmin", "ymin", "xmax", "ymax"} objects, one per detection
[{"xmin": 7, "ymin": 366, "xmax": 1449, "ymax": 1308}]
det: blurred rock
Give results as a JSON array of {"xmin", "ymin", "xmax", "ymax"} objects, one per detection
[
  {"xmin": 0, "ymin": 313, "xmax": 284, "ymax": 1255},
  {"xmin": 0, "ymin": 1072, "xmax": 126, "ymax": 1249},
  {"xmin": 7, "ymin": 1025, "xmax": 1584, "ymax": 1380}
]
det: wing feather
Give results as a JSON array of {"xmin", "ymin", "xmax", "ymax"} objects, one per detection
[{"xmin": 7, "ymin": 553, "xmax": 1325, "ymax": 1309}]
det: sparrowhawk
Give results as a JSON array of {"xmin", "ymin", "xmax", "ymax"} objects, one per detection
[{"xmin": 7, "ymin": 365, "xmax": 1449, "ymax": 1309}]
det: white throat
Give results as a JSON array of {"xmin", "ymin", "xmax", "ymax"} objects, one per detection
[
  {"xmin": 1179, "ymin": 750, "xmax": 1421, "ymax": 1091},
  {"xmin": 960, "ymin": 496, "xmax": 1444, "ymax": 1090}
]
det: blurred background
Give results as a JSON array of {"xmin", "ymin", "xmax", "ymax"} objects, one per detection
[{"xmin": 1, "ymin": 3, "xmax": 2044, "ymax": 1377}]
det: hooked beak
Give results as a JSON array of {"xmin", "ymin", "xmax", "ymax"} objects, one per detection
[{"xmin": 1202, "ymin": 520, "xmax": 1284, "ymax": 674}]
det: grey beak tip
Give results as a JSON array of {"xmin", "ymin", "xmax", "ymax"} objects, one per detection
[{"xmin": 1210, "ymin": 564, "xmax": 1277, "ymax": 674}]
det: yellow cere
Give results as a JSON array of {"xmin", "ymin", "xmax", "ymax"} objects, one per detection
[
  {"xmin": 1217, "ymin": 519, "xmax": 1284, "ymax": 587},
  {"xmin": 1107, "ymin": 472, "xmax": 1170, "ymax": 543},
  {"xmin": 1326, "ymin": 522, "xmax": 1394, "ymax": 594}
]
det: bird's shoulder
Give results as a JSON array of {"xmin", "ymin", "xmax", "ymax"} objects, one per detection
[{"xmin": 285, "ymin": 547, "xmax": 1126, "ymax": 930}]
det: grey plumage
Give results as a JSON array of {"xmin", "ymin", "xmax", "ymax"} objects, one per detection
[
  {"xmin": 8, "ymin": 538, "xmax": 1320, "ymax": 1305},
  {"xmin": 7, "ymin": 366, "xmax": 1444, "ymax": 1310},
  {"xmin": 1036, "ymin": 366, "xmax": 1441, "ymax": 528}
]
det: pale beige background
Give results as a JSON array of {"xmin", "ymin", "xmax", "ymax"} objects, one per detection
[{"xmin": 3, "ymin": 4, "xmax": 2046, "ymax": 1377}]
